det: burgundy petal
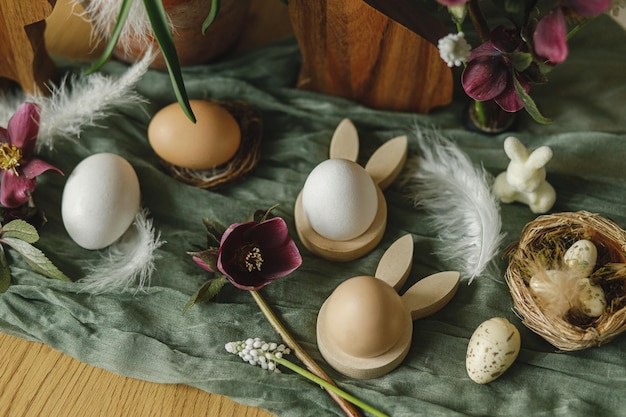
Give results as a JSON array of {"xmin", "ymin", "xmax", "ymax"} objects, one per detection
[
  {"xmin": 0, "ymin": 170, "xmax": 36, "ymax": 208},
  {"xmin": 20, "ymin": 158, "xmax": 63, "ymax": 179},
  {"xmin": 533, "ymin": 9, "xmax": 568, "ymax": 64},
  {"xmin": 7, "ymin": 103, "xmax": 40, "ymax": 154},
  {"xmin": 490, "ymin": 26, "xmax": 522, "ymax": 53},
  {"xmin": 462, "ymin": 57, "xmax": 509, "ymax": 101},
  {"xmin": 561, "ymin": 0, "xmax": 611, "ymax": 17},
  {"xmin": 243, "ymin": 218, "xmax": 290, "ymax": 249},
  {"xmin": 494, "ymin": 74, "xmax": 530, "ymax": 112},
  {"xmin": 467, "ymin": 41, "xmax": 501, "ymax": 61},
  {"xmin": 192, "ymin": 256, "xmax": 214, "ymax": 272}
]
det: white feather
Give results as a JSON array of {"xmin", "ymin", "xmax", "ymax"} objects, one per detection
[
  {"xmin": 78, "ymin": 209, "xmax": 165, "ymax": 294},
  {"xmin": 407, "ymin": 128, "xmax": 505, "ymax": 283},
  {"xmin": 35, "ymin": 50, "xmax": 154, "ymax": 151}
]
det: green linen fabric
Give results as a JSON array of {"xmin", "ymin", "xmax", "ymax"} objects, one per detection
[{"xmin": 1, "ymin": 15, "xmax": 626, "ymax": 417}]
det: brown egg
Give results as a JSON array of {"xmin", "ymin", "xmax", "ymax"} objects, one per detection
[
  {"xmin": 321, "ymin": 276, "xmax": 407, "ymax": 358},
  {"xmin": 148, "ymin": 100, "xmax": 241, "ymax": 170}
]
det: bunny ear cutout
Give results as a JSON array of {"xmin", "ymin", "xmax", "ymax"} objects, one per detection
[
  {"xmin": 365, "ymin": 135, "xmax": 408, "ymax": 190},
  {"xmin": 329, "ymin": 118, "xmax": 359, "ymax": 161},
  {"xmin": 375, "ymin": 234, "xmax": 413, "ymax": 290},
  {"xmin": 401, "ymin": 271, "xmax": 460, "ymax": 321}
]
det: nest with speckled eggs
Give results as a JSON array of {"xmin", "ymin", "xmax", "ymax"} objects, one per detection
[
  {"xmin": 505, "ymin": 211, "xmax": 626, "ymax": 351},
  {"xmin": 164, "ymin": 100, "xmax": 262, "ymax": 189}
]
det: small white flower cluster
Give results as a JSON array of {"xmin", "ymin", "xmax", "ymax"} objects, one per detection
[
  {"xmin": 437, "ymin": 32, "xmax": 472, "ymax": 68},
  {"xmin": 225, "ymin": 338, "xmax": 291, "ymax": 373}
]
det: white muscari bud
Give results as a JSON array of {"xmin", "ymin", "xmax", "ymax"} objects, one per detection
[
  {"xmin": 225, "ymin": 338, "xmax": 292, "ymax": 373},
  {"xmin": 437, "ymin": 32, "xmax": 472, "ymax": 67}
]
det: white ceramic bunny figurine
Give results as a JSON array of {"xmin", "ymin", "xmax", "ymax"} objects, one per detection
[{"xmin": 493, "ymin": 136, "xmax": 556, "ymax": 214}]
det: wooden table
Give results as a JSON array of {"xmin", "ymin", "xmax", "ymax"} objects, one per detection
[{"xmin": 0, "ymin": 1, "xmax": 292, "ymax": 416}]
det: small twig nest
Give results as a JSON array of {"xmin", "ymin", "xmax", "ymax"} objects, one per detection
[
  {"xmin": 163, "ymin": 100, "xmax": 262, "ymax": 189},
  {"xmin": 505, "ymin": 211, "xmax": 626, "ymax": 351}
]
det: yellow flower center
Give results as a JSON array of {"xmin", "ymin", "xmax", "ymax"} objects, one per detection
[
  {"xmin": 0, "ymin": 143, "xmax": 22, "ymax": 175},
  {"xmin": 244, "ymin": 246, "xmax": 264, "ymax": 272}
]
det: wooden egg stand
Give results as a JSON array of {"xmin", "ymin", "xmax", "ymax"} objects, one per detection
[
  {"xmin": 316, "ymin": 235, "xmax": 461, "ymax": 379},
  {"xmin": 294, "ymin": 119, "xmax": 407, "ymax": 262}
]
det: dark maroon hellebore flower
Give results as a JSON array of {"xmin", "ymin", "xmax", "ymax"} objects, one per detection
[
  {"xmin": 213, "ymin": 217, "xmax": 302, "ymax": 290},
  {"xmin": 0, "ymin": 103, "xmax": 63, "ymax": 208},
  {"xmin": 461, "ymin": 26, "xmax": 531, "ymax": 112}
]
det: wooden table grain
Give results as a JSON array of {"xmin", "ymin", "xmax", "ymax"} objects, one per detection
[{"xmin": 1, "ymin": 1, "xmax": 292, "ymax": 416}]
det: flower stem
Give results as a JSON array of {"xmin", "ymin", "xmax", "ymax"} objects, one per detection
[
  {"xmin": 273, "ymin": 356, "xmax": 389, "ymax": 417},
  {"xmin": 473, "ymin": 100, "xmax": 487, "ymax": 128},
  {"xmin": 250, "ymin": 290, "xmax": 363, "ymax": 417},
  {"xmin": 467, "ymin": 0, "xmax": 490, "ymax": 42}
]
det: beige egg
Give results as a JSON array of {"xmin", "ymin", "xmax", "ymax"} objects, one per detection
[
  {"xmin": 320, "ymin": 276, "xmax": 407, "ymax": 358},
  {"xmin": 466, "ymin": 317, "xmax": 521, "ymax": 384},
  {"xmin": 148, "ymin": 100, "xmax": 241, "ymax": 170}
]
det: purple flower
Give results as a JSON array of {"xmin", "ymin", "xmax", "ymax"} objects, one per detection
[
  {"xmin": 0, "ymin": 103, "xmax": 62, "ymax": 208},
  {"xmin": 215, "ymin": 217, "xmax": 302, "ymax": 290},
  {"xmin": 461, "ymin": 26, "xmax": 531, "ymax": 112}
]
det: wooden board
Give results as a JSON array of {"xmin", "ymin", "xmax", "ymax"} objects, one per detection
[
  {"xmin": 0, "ymin": 0, "xmax": 58, "ymax": 94},
  {"xmin": 288, "ymin": 0, "xmax": 453, "ymax": 113}
]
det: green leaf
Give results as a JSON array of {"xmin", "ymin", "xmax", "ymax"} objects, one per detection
[
  {"xmin": 509, "ymin": 52, "xmax": 533, "ymax": 72},
  {"xmin": 1, "ymin": 237, "xmax": 71, "ymax": 282},
  {"xmin": 85, "ymin": 0, "xmax": 134, "ymax": 74},
  {"xmin": 0, "ymin": 219, "xmax": 40, "ymax": 243},
  {"xmin": 143, "ymin": 0, "xmax": 196, "ymax": 123},
  {"xmin": 182, "ymin": 275, "xmax": 227, "ymax": 315},
  {"xmin": 201, "ymin": 218, "xmax": 225, "ymax": 246},
  {"xmin": 202, "ymin": 0, "xmax": 221, "ymax": 35},
  {"xmin": 0, "ymin": 246, "xmax": 11, "ymax": 294},
  {"xmin": 513, "ymin": 74, "xmax": 553, "ymax": 125},
  {"xmin": 503, "ymin": 0, "xmax": 525, "ymax": 14},
  {"xmin": 187, "ymin": 247, "xmax": 219, "ymax": 272},
  {"xmin": 252, "ymin": 204, "xmax": 279, "ymax": 223}
]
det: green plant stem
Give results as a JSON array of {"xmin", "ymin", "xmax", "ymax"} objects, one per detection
[
  {"xmin": 473, "ymin": 100, "xmax": 487, "ymax": 128},
  {"xmin": 567, "ymin": 18, "xmax": 590, "ymax": 41},
  {"xmin": 273, "ymin": 356, "xmax": 389, "ymax": 417},
  {"xmin": 467, "ymin": 0, "xmax": 490, "ymax": 42},
  {"xmin": 250, "ymin": 290, "xmax": 363, "ymax": 417}
]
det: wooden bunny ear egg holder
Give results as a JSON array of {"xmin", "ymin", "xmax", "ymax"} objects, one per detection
[
  {"xmin": 294, "ymin": 119, "xmax": 408, "ymax": 261},
  {"xmin": 316, "ymin": 235, "xmax": 460, "ymax": 379}
]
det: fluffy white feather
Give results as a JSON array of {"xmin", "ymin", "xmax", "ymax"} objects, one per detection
[
  {"xmin": 35, "ymin": 49, "xmax": 154, "ymax": 150},
  {"xmin": 407, "ymin": 128, "xmax": 505, "ymax": 283},
  {"xmin": 78, "ymin": 209, "xmax": 165, "ymax": 294}
]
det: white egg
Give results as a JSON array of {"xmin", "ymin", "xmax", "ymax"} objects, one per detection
[
  {"xmin": 563, "ymin": 239, "xmax": 597, "ymax": 277},
  {"xmin": 62, "ymin": 153, "xmax": 141, "ymax": 250},
  {"xmin": 466, "ymin": 317, "xmax": 521, "ymax": 384},
  {"xmin": 302, "ymin": 158, "xmax": 378, "ymax": 241}
]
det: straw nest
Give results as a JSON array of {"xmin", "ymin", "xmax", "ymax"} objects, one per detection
[
  {"xmin": 505, "ymin": 211, "xmax": 626, "ymax": 351},
  {"xmin": 163, "ymin": 100, "xmax": 262, "ymax": 189}
]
